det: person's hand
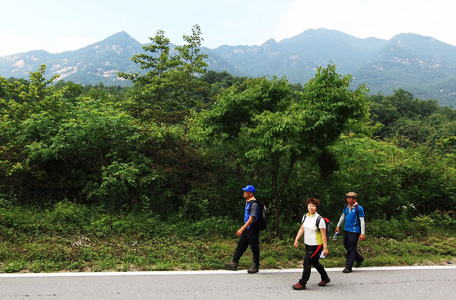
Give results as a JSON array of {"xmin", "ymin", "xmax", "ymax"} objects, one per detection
[
  {"xmin": 335, "ymin": 227, "xmax": 340, "ymax": 234},
  {"xmin": 236, "ymin": 229, "xmax": 243, "ymax": 236},
  {"xmin": 294, "ymin": 240, "xmax": 299, "ymax": 248},
  {"xmin": 360, "ymin": 234, "xmax": 366, "ymax": 241},
  {"xmin": 323, "ymin": 248, "xmax": 329, "ymax": 256}
]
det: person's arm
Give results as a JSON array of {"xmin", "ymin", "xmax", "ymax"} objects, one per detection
[
  {"xmin": 236, "ymin": 216, "xmax": 254, "ymax": 236},
  {"xmin": 335, "ymin": 213, "xmax": 345, "ymax": 233},
  {"xmin": 293, "ymin": 224, "xmax": 304, "ymax": 248},
  {"xmin": 320, "ymin": 228, "xmax": 329, "ymax": 255},
  {"xmin": 359, "ymin": 217, "xmax": 366, "ymax": 241}
]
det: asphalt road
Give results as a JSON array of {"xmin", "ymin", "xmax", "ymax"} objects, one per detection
[{"xmin": 1, "ymin": 266, "xmax": 456, "ymax": 300}]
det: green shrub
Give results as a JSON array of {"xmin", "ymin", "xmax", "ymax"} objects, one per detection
[
  {"xmin": 369, "ymin": 218, "xmax": 429, "ymax": 240},
  {"xmin": 49, "ymin": 201, "xmax": 90, "ymax": 233},
  {"xmin": 428, "ymin": 210, "xmax": 456, "ymax": 227}
]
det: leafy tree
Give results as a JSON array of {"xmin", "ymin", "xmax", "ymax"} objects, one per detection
[
  {"xmin": 172, "ymin": 24, "xmax": 208, "ymax": 115},
  {"xmin": 198, "ymin": 63, "xmax": 369, "ymax": 233},
  {"xmin": 327, "ymin": 136, "xmax": 456, "ymax": 219},
  {"xmin": 54, "ymin": 80, "xmax": 84, "ymax": 100},
  {"xmin": 118, "ymin": 29, "xmax": 180, "ymax": 122},
  {"xmin": 118, "ymin": 24, "xmax": 208, "ymax": 123},
  {"xmin": 0, "ymin": 64, "xmax": 65, "ymax": 147},
  {"xmin": 368, "ymin": 89, "xmax": 443, "ymax": 142},
  {"xmin": 0, "ymin": 65, "xmax": 65, "ymax": 126},
  {"xmin": 0, "ymin": 65, "xmax": 67, "ymax": 203}
]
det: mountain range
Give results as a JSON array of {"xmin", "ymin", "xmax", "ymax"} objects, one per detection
[{"xmin": 1, "ymin": 29, "xmax": 456, "ymax": 107}]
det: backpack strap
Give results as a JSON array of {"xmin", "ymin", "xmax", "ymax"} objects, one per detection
[
  {"xmin": 301, "ymin": 213, "xmax": 307, "ymax": 224},
  {"xmin": 249, "ymin": 200, "xmax": 260, "ymax": 222},
  {"xmin": 345, "ymin": 203, "xmax": 360, "ymax": 220},
  {"xmin": 302, "ymin": 214, "xmax": 323, "ymax": 230},
  {"xmin": 249, "ymin": 200, "xmax": 256, "ymax": 212},
  {"xmin": 344, "ymin": 203, "xmax": 360, "ymax": 215},
  {"xmin": 315, "ymin": 215, "xmax": 322, "ymax": 228}
]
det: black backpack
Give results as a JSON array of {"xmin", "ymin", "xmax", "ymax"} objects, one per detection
[
  {"xmin": 301, "ymin": 214, "xmax": 332, "ymax": 242},
  {"xmin": 250, "ymin": 200, "xmax": 268, "ymax": 231}
]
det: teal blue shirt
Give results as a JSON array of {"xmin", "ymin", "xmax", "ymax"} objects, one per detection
[{"xmin": 343, "ymin": 204, "xmax": 365, "ymax": 233}]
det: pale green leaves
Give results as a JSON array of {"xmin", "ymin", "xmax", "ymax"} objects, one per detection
[{"xmin": 246, "ymin": 107, "xmax": 305, "ymax": 161}]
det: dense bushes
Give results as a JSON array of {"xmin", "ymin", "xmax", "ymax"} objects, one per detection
[
  {"xmin": 4, "ymin": 201, "xmax": 453, "ymax": 243},
  {"xmin": 0, "ymin": 202, "xmax": 238, "ymax": 239},
  {"xmin": 2, "ymin": 63, "xmax": 456, "ymax": 234}
]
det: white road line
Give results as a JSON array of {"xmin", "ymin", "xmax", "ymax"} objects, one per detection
[{"xmin": 0, "ymin": 265, "xmax": 455, "ymax": 278}]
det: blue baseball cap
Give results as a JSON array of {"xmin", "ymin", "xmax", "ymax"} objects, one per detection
[{"xmin": 242, "ymin": 185, "xmax": 256, "ymax": 193}]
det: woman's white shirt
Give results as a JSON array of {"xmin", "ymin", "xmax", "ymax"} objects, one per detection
[{"xmin": 302, "ymin": 212, "xmax": 326, "ymax": 246}]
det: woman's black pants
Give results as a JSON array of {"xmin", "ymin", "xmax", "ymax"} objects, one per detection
[{"xmin": 299, "ymin": 244, "xmax": 329, "ymax": 285}]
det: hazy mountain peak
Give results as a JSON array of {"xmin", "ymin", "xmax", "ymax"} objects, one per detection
[
  {"xmin": 261, "ymin": 38, "xmax": 278, "ymax": 46},
  {"xmin": 96, "ymin": 31, "xmax": 137, "ymax": 45}
]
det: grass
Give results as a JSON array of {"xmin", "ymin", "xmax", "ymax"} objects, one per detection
[{"xmin": 1, "ymin": 203, "xmax": 456, "ymax": 273}]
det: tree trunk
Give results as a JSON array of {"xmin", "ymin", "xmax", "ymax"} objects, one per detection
[
  {"xmin": 272, "ymin": 155, "xmax": 298, "ymax": 235},
  {"xmin": 272, "ymin": 157, "xmax": 280, "ymax": 234}
]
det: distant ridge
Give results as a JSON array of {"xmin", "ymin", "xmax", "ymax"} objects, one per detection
[{"xmin": 1, "ymin": 29, "xmax": 456, "ymax": 106}]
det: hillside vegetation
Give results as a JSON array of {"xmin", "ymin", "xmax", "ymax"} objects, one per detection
[{"xmin": 1, "ymin": 26, "xmax": 456, "ymax": 273}]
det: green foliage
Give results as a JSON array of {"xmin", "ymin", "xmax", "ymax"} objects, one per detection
[
  {"xmin": 298, "ymin": 63, "xmax": 369, "ymax": 148},
  {"xmin": 0, "ymin": 64, "xmax": 65, "ymax": 128},
  {"xmin": 200, "ymin": 76, "xmax": 293, "ymax": 138},
  {"xmin": 118, "ymin": 25, "xmax": 208, "ymax": 123},
  {"xmin": 320, "ymin": 136, "xmax": 456, "ymax": 220},
  {"xmin": 368, "ymin": 89, "xmax": 456, "ymax": 144},
  {"xmin": 2, "ymin": 93, "xmax": 157, "ymax": 207},
  {"xmin": 2, "ymin": 26, "xmax": 456, "ymax": 248},
  {"xmin": 117, "ymin": 28, "xmax": 181, "ymax": 122},
  {"xmin": 172, "ymin": 24, "xmax": 209, "ymax": 115},
  {"xmin": 1, "ymin": 66, "xmax": 211, "ymax": 215},
  {"xmin": 427, "ymin": 210, "xmax": 456, "ymax": 227},
  {"xmin": 369, "ymin": 218, "xmax": 429, "ymax": 240},
  {"xmin": 49, "ymin": 201, "xmax": 91, "ymax": 232},
  {"xmin": 198, "ymin": 63, "xmax": 369, "ymax": 234},
  {"xmin": 118, "ymin": 30, "xmax": 179, "ymax": 87}
]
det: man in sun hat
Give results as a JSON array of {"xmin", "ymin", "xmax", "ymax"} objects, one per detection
[
  {"xmin": 335, "ymin": 192, "xmax": 366, "ymax": 273},
  {"xmin": 224, "ymin": 184, "xmax": 261, "ymax": 274}
]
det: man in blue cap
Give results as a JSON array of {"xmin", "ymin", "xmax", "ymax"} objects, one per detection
[{"xmin": 224, "ymin": 184, "xmax": 260, "ymax": 273}]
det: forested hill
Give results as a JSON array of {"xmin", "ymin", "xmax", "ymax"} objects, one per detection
[{"xmin": 1, "ymin": 29, "xmax": 456, "ymax": 106}]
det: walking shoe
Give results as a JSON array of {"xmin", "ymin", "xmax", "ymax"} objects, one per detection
[
  {"xmin": 292, "ymin": 282, "xmax": 306, "ymax": 290},
  {"xmin": 342, "ymin": 267, "xmax": 352, "ymax": 273},
  {"xmin": 224, "ymin": 261, "xmax": 238, "ymax": 271},
  {"xmin": 247, "ymin": 264, "xmax": 259, "ymax": 274},
  {"xmin": 355, "ymin": 259, "xmax": 364, "ymax": 268},
  {"xmin": 318, "ymin": 278, "xmax": 331, "ymax": 286}
]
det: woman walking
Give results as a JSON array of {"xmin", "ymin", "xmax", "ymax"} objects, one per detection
[{"xmin": 292, "ymin": 198, "xmax": 330, "ymax": 290}]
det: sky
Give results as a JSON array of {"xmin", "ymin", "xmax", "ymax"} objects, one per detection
[{"xmin": 0, "ymin": 0, "xmax": 455, "ymax": 57}]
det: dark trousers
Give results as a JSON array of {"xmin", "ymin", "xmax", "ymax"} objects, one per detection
[
  {"xmin": 299, "ymin": 244, "xmax": 329, "ymax": 285},
  {"xmin": 232, "ymin": 227, "xmax": 260, "ymax": 266},
  {"xmin": 343, "ymin": 231, "xmax": 364, "ymax": 269}
]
